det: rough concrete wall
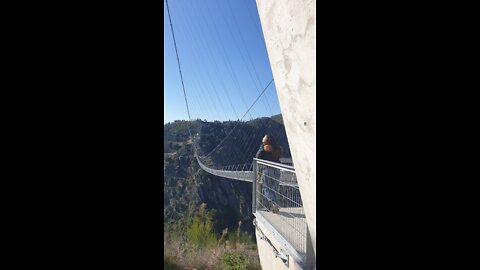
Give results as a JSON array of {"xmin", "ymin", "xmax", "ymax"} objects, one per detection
[{"xmin": 256, "ymin": 0, "xmax": 316, "ymax": 257}]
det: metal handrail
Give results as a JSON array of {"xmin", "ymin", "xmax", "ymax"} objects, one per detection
[
  {"xmin": 252, "ymin": 158, "xmax": 307, "ymax": 261},
  {"xmin": 254, "ymin": 158, "xmax": 295, "ymax": 172}
]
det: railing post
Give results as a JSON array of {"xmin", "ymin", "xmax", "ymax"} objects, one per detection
[{"xmin": 252, "ymin": 159, "xmax": 257, "ymax": 213}]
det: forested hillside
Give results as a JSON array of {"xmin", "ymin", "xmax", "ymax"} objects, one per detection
[{"xmin": 164, "ymin": 114, "xmax": 289, "ymax": 269}]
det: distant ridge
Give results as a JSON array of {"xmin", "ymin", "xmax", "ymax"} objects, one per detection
[{"xmin": 271, "ymin": 113, "xmax": 283, "ymax": 124}]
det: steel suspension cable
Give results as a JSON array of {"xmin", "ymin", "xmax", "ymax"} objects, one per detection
[
  {"xmin": 185, "ymin": 5, "xmax": 241, "ymax": 121},
  {"xmin": 173, "ymin": 6, "xmax": 232, "ymax": 122},
  {"xmin": 167, "ymin": 0, "xmax": 281, "ymax": 170},
  {"xmin": 203, "ymin": 78, "xmax": 274, "ymax": 159},
  {"xmin": 165, "ymin": 0, "xmax": 192, "ymax": 139},
  {"xmin": 202, "ymin": 1, "xmax": 257, "ymax": 121},
  {"xmin": 224, "ymin": 0, "xmax": 275, "ymax": 116}
]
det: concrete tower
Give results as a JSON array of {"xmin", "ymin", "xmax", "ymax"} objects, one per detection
[{"xmin": 255, "ymin": 0, "xmax": 316, "ymax": 269}]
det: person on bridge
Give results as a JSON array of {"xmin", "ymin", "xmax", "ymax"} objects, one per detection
[{"xmin": 256, "ymin": 134, "xmax": 282, "ymax": 213}]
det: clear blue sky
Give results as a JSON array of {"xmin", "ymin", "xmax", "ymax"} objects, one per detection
[{"xmin": 164, "ymin": 0, "xmax": 281, "ymax": 124}]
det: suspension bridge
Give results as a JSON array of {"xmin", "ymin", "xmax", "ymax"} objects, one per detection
[{"xmin": 165, "ymin": 0, "xmax": 316, "ymax": 269}]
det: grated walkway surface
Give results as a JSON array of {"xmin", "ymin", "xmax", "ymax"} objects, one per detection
[{"xmin": 256, "ymin": 207, "xmax": 306, "ymax": 256}]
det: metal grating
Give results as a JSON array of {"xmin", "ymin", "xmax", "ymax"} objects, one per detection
[{"xmin": 253, "ymin": 158, "xmax": 307, "ymax": 257}]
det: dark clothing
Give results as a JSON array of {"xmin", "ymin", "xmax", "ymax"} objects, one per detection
[
  {"xmin": 255, "ymin": 144, "xmax": 281, "ymax": 163},
  {"xmin": 255, "ymin": 143, "xmax": 281, "ymax": 212}
]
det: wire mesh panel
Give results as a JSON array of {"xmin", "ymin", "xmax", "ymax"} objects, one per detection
[
  {"xmin": 254, "ymin": 158, "xmax": 307, "ymax": 257},
  {"xmin": 196, "ymin": 156, "xmax": 254, "ymax": 182}
]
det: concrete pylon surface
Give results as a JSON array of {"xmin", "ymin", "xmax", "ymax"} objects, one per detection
[{"xmin": 255, "ymin": 0, "xmax": 316, "ymax": 260}]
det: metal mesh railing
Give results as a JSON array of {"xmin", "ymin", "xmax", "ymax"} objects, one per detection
[
  {"xmin": 196, "ymin": 156, "xmax": 254, "ymax": 182},
  {"xmin": 253, "ymin": 158, "xmax": 307, "ymax": 256}
]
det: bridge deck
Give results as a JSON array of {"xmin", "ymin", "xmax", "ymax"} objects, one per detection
[{"xmin": 256, "ymin": 207, "xmax": 306, "ymax": 256}]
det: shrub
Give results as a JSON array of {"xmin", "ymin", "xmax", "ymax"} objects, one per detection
[
  {"xmin": 221, "ymin": 251, "xmax": 249, "ymax": 270},
  {"xmin": 186, "ymin": 206, "xmax": 218, "ymax": 247}
]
